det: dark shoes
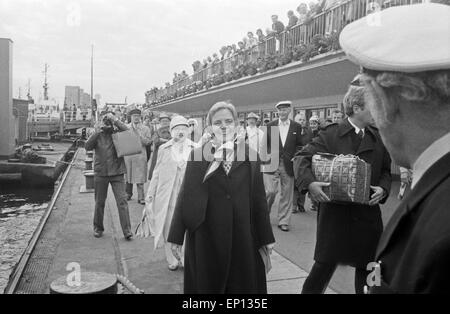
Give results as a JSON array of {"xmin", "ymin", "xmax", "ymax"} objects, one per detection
[
  {"xmin": 125, "ymin": 234, "xmax": 133, "ymax": 241},
  {"xmin": 94, "ymin": 231, "xmax": 103, "ymax": 238},
  {"xmin": 138, "ymin": 200, "xmax": 145, "ymax": 205},
  {"xmin": 278, "ymin": 225, "xmax": 289, "ymax": 232},
  {"xmin": 293, "ymin": 205, "xmax": 306, "ymax": 213},
  {"xmin": 127, "ymin": 195, "xmax": 132, "ymax": 201}
]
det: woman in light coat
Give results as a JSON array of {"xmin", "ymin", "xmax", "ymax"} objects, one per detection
[{"xmin": 146, "ymin": 116, "xmax": 197, "ymax": 270}]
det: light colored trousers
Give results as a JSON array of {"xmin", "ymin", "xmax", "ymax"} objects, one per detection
[
  {"xmin": 264, "ymin": 161, "xmax": 294, "ymax": 226},
  {"xmin": 126, "ymin": 183, "xmax": 145, "ymax": 201}
]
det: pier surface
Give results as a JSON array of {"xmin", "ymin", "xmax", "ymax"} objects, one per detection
[{"xmin": 11, "ymin": 148, "xmax": 400, "ymax": 294}]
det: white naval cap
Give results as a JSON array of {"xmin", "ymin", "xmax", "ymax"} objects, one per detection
[
  {"xmin": 275, "ymin": 101, "xmax": 292, "ymax": 109},
  {"xmin": 339, "ymin": 3, "xmax": 450, "ymax": 73}
]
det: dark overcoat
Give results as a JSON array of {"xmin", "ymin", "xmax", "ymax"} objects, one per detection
[
  {"xmin": 148, "ymin": 126, "xmax": 171, "ymax": 180},
  {"xmin": 371, "ymin": 152, "xmax": 450, "ymax": 294},
  {"xmin": 293, "ymin": 118, "xmax": 392, "ymax": 268},
  {"xmin": 167, "ymin": 143, "xmax": 275, "ymax": 294}
]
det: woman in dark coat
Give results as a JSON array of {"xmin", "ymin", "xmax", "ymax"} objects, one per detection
[{"xmin": 168, "ymin": 101, "xmax": 275, "ymax": 294}]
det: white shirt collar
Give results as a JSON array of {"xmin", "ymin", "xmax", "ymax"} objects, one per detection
[
  {"xmin": 278, "ymin": 119, "xmax": 290, "ymax": 127},
  {"xmin": 348, "ymin": 117, "xmax": 364, "ymax": 135},
  {"xmin": 411, "ymin": 132, "xmax": 450, "ymax": 189}
]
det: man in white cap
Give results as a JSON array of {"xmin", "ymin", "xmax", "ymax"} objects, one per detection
[
  {"xmin": 262, "ymin": 101, "xmax": 306, "ymax": 231},
  {"xmin": 246, "ymin": 112, "xmax": 264, "ymax": 153},
  {"xmin": 340, "ymin": 2, "xmax": 450, "ymax": 293}
]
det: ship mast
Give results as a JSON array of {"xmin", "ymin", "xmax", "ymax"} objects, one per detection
[
  {"xmin": 43, "ymin": 63, "xmax": 49, "ymax": 101},
  {"xmin": 27, "ymin": 79, "xmax": 32, "ymax": 101}
]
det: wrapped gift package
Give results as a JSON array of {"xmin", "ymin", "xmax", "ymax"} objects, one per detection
[
  {"xmin": 312, "ymin": 153, "xmax": 372, "ymax": 205},
  {"xmin": 112, "ymin": 130, "xmax": 142, "ymax": 157}
]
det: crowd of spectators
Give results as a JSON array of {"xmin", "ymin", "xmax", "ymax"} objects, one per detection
[{"xmin": 146, "ymin": 0, "xmax": 419, "ymax": 106}]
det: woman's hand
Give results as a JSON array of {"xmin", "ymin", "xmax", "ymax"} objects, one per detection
[
  {"xmin": 171, "ymin": 243, "xmax": 182, "ymax": 261},
  {"xmin": 201, "ymin": 132, "xmax": 212, "ymax": 144}
]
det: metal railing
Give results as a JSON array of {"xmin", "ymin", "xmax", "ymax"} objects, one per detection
[{"xmin": 146, "ymin": 0, "xmax": 424, "ymax": 106}]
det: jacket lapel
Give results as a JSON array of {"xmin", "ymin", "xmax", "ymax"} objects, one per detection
[
  {"xmin": 229, "ymin": 143, "xmax": 249, "ymax": 175},
  {"xmin": 376, "ymin": 153, "xmax": 450, "ymax": 258},
  {"xmin": 338, "ymin": 118, "xmax": 354, "ymax": 138},
  {"xmin": 285, "ymin": 120, "xmax": 295, "ymax": 147},
  {"xmin": 202, "ymin": 142, "xmax": 217, "ymax": 182}
]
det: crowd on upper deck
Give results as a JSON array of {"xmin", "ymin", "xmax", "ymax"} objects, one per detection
[{"xmin": 146, "ymin": 0, "xmax": 425, "ymax": 107}]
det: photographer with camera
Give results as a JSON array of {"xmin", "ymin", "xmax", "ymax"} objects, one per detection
[{"xmin": 85, "ymin": 111, "xmax": 133, "ymax": 240}]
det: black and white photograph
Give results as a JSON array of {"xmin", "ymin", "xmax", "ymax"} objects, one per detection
[{"xmin": 0, "ymin": 0, "xmax": 449, "ymax": 302}]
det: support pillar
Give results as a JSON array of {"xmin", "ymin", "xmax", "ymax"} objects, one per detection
[{"xmin": 0, "ymin": 38, "xmax": 14, "ymax": 159}]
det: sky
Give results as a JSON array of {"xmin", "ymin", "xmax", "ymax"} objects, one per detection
[{"xmin": 0, "ymin": 0, "xmax": 314, "ymax": 105}]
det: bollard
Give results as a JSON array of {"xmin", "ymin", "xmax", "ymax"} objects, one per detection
[
  {"xmin": 85, "ymin": 157, "xmax": 93, "ymax": 171},
  {"xmin": 50, "ymin": 272, "xmax": 118, "ymax": 294},
  {"xmin": 83, "ymin": 170, "xmax": 95, "ymax": 190}
]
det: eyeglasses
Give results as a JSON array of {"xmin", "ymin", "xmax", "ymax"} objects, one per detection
[{"xmin": 351, "ymin": 76, "xmax": 363, "ymax": 87}]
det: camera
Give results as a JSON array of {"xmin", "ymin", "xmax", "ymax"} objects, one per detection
[{"xmin": 101, "ymin": 115, "xmax": 114, "ymax": 132}]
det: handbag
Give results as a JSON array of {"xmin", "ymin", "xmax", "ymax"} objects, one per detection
[{"xmin": 112, "ymin": 130, "xmax": 142, "ymax": 157}]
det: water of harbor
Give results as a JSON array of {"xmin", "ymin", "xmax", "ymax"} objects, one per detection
[{"xmin": 0, "ymin": 185, "xmax": 53, "ymax": 293}]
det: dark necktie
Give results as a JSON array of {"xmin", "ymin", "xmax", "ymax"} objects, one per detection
[
  {"xmin": 352, "ymin": 129, "xmax": 364, "ymax": 152},
  {"xmin": 222, "ymin": 161, "xmax": 233, "ymax": 175},
  {"xmin": 357, "ymin": 130, "xmax": 364, "ymax": 140}
]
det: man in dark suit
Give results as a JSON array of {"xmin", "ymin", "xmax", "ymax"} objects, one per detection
[
  {"xmin": 262, "ymin": 101, "xmax": 306, "ymax": 231},
  {"xmin": 294, "ymin": 85, "xmax": 392, "ymax": 294},
  {"xmin": 340, "ymin": 2, "xmax": 450, "ymax": 293}
]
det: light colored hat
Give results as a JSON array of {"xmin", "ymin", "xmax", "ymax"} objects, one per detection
[
  {"xmin": 159, "ymin": 113, "xmax": 171, "ymax": 121},
  {"xmin": 127, "ymin": 104, "xmax": 141, "ymax": 116},
  {"xmin": 128, "ymin": 108, "xmax": 141, "ymax": 116},
  {"xmin": 339, "ymin": 3, "xmax": 450, "ymax": 73},
  {"xmin": 275, "ymin": 101, "xmax": 292, "ymax": 109},
  {"xmin": 247, "ymin": 112, "xmax": 259, "ymax": 120},
  {"xmin": 170, "ymin": 115, "xmax": 189, "ymax": 131},
  {"xmin": 309, "ymin": 115, "xmax": 319, "ymax": 122}
]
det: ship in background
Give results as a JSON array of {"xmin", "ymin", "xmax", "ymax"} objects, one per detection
[{"xmin": 26, "ymin": 64, "xmax": 92, "ymax": 142}]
